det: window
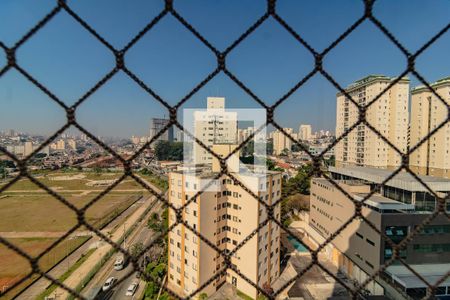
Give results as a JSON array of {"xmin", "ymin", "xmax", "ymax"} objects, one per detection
[
  {"xmin": 413, "ymin": 243, "xmax": 450, "ymax": 253},
  {"xmin": 365, "ymin": 260, "xmax": 374, "ymax": 269}
]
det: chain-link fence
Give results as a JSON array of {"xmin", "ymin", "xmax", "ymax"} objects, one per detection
[{"xmin": 0, "ymin": 0, "xmax": 449, "ymax": 299}]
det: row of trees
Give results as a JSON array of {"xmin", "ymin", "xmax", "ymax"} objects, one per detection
[
  {"xmin": 144, "ymin": 208, "xmax": 170, "ymax": 300},
  {"xmin": 154, "ymin": 141, "xmax": 183, "ymax": 161},
  {"xmin": 280, "ymin": 164, "xmax": 313, "ymax": 226},
  {"xmin": 0, "ymin": 160, "xmax": 15, "ymax": 179}
]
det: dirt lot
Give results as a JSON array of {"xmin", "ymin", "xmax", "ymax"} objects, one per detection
[
  {"xmin": 0, "ymin": 237, "xmax": 87, "ymax": 298},
  {"xmin": 0, "ymin": 172, "xmax": 145, "ymax": 191},
  {"xmin": 0, "ymin": 192, "xmax": 145, "ymax": 232},
  {"xmin": 0, "ymin": 171, "xmax": 157, "ymax": 298},
  {"xmin": 0, "ymin": 190, "xmax": 146, "ymax": 298}
]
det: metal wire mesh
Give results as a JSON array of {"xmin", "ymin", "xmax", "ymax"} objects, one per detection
[{"xmin": 0, "ymin": 0, "xmax": 449, "ymax": 299}]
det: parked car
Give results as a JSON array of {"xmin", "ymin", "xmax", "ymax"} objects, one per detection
[
  {"xmin": 102, "ymin": 277, "xmax": 116, "ymax": 291},
  {"xmin": 125, "ymin": 281, "xmax": 139, "ymax": 296}
]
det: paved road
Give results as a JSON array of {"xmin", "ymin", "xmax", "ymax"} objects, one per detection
[
  {"xmin": 82, "ymin": 201, "xmax": 163, "ymax": 300},
  {"xmin": 16, "ymin": 197, "xmax": 146, "ymax": 300}
]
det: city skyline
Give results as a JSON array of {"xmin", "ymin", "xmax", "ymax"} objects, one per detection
[{"xmin": 1, "ymin": 0, "xmax": 450, "ymax": 137}]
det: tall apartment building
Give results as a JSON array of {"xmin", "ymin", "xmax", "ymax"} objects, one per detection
[
  {"xmin": 193, "ymin": 97, "xmax": 237, "ymax": 164},
  {"xmin": 299, "ymin": 124, "xmax": 312, "ymax": 141},
  {"xmin": 24, "ymin": 141, "xmax": 33, "ymax": 156},
  {"xmin": 167, "ymin": 145, "xmax": 282, "ymax": 299},
  {"xmin": 335, "ymin": 75, "xmax": 409, "ymax": 169},
  {"xmin": 272, "ymin": 128, "xmax": 293, "ymax": 155},
  {"xmin": 309, "ymin": 166, "xmax": 450, "ymax": 299},
  {"xmin": 409, "ymin": 77, "xmax": 450, "ymax": 178},
  {"xmin": 149, "ymin": 117, "xmax": 174, "ymax": 147}
]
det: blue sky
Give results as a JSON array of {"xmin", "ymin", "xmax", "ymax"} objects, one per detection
[{"xmin": 0, "ymin": 0, "xmax": 449, "ymax": 138}]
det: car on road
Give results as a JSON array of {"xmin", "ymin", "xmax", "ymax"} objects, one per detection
[
  {"xmin": 114, "ymin": 255, "xmax": 125, "ymax": 270},
  {"xmin": 102, "ymin": 277, "xmax": 116, "ymax": 291},
  {"xmin": 125, "ymin": 281, "xmax": 139, "ymax": 296}
]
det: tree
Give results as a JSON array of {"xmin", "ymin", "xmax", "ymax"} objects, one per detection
[
  {"xmin": 326, "ymin": 155, "xmax": 335, "ymax": 167},
  {"xmin": 147, "ymin": 209, "xmax": 169, "ymax": 245},
  {"xmin": 130, "ymin": 242, "xmax": 145, "ymax": 258},
  {"xmin": 266, "ymin": 141, "xmax": 273, "ymax": 155},
  {"xmin": 93, "ymin": 166, "xmax": 102, "ymax": 176},
  {"xmin": 241, "ymin": 140, "xmax": 254, "ymax": 157},
  {"xmin": 154, "ymin": 141, "xmax": 183, "ymax": 161},
  {"xmin": 280, "ymin": 148, "xmax": 290, "ymax": 156},
  {"xmin": 266, "ymin": 159, "xmax": 284, "ymax": 172},
  {"xmin": 292, "ymin": 141, "xmax": 308, "ymax": 152},
  {"xmin": 199, "ymin": 293, "xmax": 208, "ymax": 300},
  {"xmin": 0, "ymin": 160, "xmax": 14, "ymax": 179},
  {"xmin": 0, "ymin": 166, "xmax": 7, "ymax": 179},
  {"xmin": 147, "ymin": 212, "xmax": 162, "ymax": 231},
  {"xmin": 282, "ymin": 164, "xmax": 313, "ymax": 198}
]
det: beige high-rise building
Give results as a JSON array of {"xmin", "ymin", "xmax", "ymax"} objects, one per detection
[
  {"xmin": 24, "ymin": 141, "xmax": 33, "ymax": 157},
  {"xmin": 335, "ymin": 75, "xmax": 409, "ymax": 169},
  {"xmin": 272, "ymin": 128, "xmax": 293, "ymax": 155},
  {"xmin": 167, "ymin": 145, "xmax": 282, "ymax": 299},
  {"xmin": 299, "ymin": 124, "xmax": 312, "ymax": 141},
  {"xmin": 193, "ymin": 97, "xmax": 237, "ymax": 164},
  {"xmin": 409, "ymin": 77, "xmax": 450, "ymax": 178},
  {"xmin": 67, "ymin": 139, "xmax": 77, "ymax": 150}
]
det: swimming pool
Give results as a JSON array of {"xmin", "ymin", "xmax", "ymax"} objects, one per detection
[{"xmin": 287, "ymin": 236, "xmax": 308, "ymax": 252}]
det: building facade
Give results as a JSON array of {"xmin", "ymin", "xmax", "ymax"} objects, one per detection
[
  {"xmin": 335, "ymin": 75, "xmax": 409, "ymax": 169},
  {"xmin": 309, "ymin": 166, "xmax": 450, "ymax": 299},
  {"xmin": 149, "ymin": 117, "xmax": 174, "ymax": 147},
  {"xmin": 193, "ymin": 97, "xmax": 237, "ymax": 164},
  {"xmin": 409, "ymin": 77, "xmax": 450, "ymax": 178},
  {"xmin": 167, "ymin": 145, "xmax": 282, "ymax": 299},
  {"xmin": 273, "ymin": 128, "xmax": 293, "ymax": 155},
  {"xmin": 299, "ymin": 124, "xmax": 312, "ymax": 141}
]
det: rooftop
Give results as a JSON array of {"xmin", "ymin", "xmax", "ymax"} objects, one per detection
[
  {"xmin": 338, "ymin": 75, "xmax": 409, "ymax": 95},
  {"xmin": 411, "ymin": 76, "xmax": 450, "ymax": 93},
  {"xmin": 330, "ymin": 166, "xmax": 450, "ymax": 192},
  {"xmin": 354, "ymin": 193, "xmax": 415, "ymax": 211},
  {"xmin": 386, "ymin": 263, "xmax": 450, "ymax": 288}
]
